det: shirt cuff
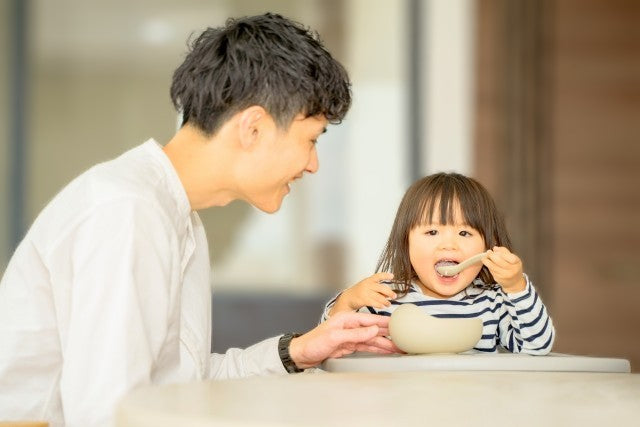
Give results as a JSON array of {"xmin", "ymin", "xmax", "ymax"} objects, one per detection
[
  {"xmin": 505, "ymin": 273, "xmax": 532, "ymax": 298},
  {"xmin": 320, "ymin": 291, "xmax": 343, "ymax": 322},
  {"xmin": 244, "ymin": 335, "xmax": 287, "ymax": 375}
]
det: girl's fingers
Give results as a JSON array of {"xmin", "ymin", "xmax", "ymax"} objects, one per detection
[
  {"xmin": 483, "ymin": 258, "xmax": 516, "ymax": 280},
  {"xmin": 488, "ymin": 257, "xmax": 510, "ymax": 271},
  {"xmin": 371, "ymin": 272, "xmax": 394, "ymax": 282},
  {"xmin": 487, "ymin": 251, "xmax": 515, "ymax": 269},
  {"xmin": 482, "ymin": 257, "xmax": 500, "ymax": 270},
  {"xmin": 504, "ymin": 253, "xmax": 520, "ymax": 264},
  {"xmin": 368, "ymin": 294, "xmax": 392, "ymax": 308},
  {"xmin": 376, "ymin": 298, "xmax": 392, "ymax": 308},
  {"xmin": 358, "ymin": 291, "xmax": 392, "ymax": 309},
  {"xmin": 491, "ymin": 246, "xmax": 519, "ymax": 264},
  {"xmin": 373, "ymin": 283, "xmax": 397, "ymax": 299}
]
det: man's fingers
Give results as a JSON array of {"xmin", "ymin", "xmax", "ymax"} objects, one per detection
[
  {"xmin": 338, "ymin": 337, "xmax": 400, "ymax": 356},
  {"xmin": 376, "ymin": 326, "xmax": 390, "ymax": 336},
  {"xmin": 353, "ymin": 345, "xmax": 395, "ymax": 354},
  {"xmin": 330, "ymin": 324, "xmax": 379, "ymax": 345},
  {"xmin": 337, "ymin": 312, "xmax": 391, "ymax": 329},
  {"xmin": 362, "ymin": 336, "xmax": 401, "ymax": 352},
  {"xmin": 331, "ymin": 327, "xmax": 400, "ymax": 352}
]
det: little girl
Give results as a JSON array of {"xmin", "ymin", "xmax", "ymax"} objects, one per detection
[{"xmin": 321, "ymin": 172, "xmax": 555, "ymax": 355}]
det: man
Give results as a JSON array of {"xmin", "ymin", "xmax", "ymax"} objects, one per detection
[{"xmin": 0, "ymin": 13, "xmax": 398, "ymax": 426}]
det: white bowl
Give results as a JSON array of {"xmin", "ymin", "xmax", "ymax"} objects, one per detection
[{"xmin": 389, "ymin": 303, "xmax": 483, "ymax": 354}]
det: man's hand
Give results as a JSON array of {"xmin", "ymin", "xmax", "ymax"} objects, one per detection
[
  {"xmin": 329, "ymin": 273, "xmax": 397, "ymax": 315},
  {"xmin": 483, "ymin": 246, "xmax": 526, "ymax": 293},
  {"xmin": 288, "ymin": 312, "xmax": 400, "ymax": 370}
]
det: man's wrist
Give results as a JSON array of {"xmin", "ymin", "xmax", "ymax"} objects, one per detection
[{"xmin": 278, "ymin": 333, "xmax": 304, "ymax": 373}]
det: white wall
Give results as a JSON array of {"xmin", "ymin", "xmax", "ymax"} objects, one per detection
[
  {"xmin": 206, "ymin": 0, "xmax": 477, "ymax": 291},
  {"xmin": 342, "ymin": 0, "xmax": 476, "ymax": 285},
  {"xmin": 342, "ymin": 0, "xmax": 409, "ymax": 284},
  {"xmin": 424, "ymin": 0, "xmax": 475, "ymax": 175},
  {"xmin": 213, "ymin": 0, "xmax": 412, "ymax": 291},
  {"xmin": 2, "ymin": 0, "xmax": 475, "ymax": 292}
]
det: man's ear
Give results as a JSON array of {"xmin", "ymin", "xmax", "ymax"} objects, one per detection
[{"xmin": 238, "ymin": 105, "xmax": 270, "ymax": 150}]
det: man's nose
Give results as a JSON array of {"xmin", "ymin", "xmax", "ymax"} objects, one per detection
[{"xmin": 305, "ymin": 146, "xmax": 319, "ymax": 173}]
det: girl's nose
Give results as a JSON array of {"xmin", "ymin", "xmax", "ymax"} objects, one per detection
[{"xmin": 438, "ymin": 230, "xmax": 458, "ymax": 250}]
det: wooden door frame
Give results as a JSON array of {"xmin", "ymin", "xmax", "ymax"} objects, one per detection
[{"xmin": 474, "ymin": 0, "xmax": 555, "ymax": 300}]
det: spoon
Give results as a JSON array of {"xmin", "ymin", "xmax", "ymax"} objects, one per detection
[{"xmin": 436, "ymin": 250, "xmax": 490, "ymax": 276}]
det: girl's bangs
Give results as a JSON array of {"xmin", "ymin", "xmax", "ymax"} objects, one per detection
[
  {"xmin": 414, "ymin": 185, "xmax": 461, "ymax": 226},
  {"xmin": 413, "ymin": 183, "xmax": 484, "ymax": 233}
]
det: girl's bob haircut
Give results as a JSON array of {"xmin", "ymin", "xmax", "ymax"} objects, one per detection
[{"xmin": 376, "ymin": 172, "xmax": 513, "ymax": 295}]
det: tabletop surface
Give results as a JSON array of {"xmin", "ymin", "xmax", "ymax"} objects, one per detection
[
  {"xmin": 321, "ymin": 352, "xmax": 632, "ymax": 373},
  {"xmin": 117, "ymin": 369, "xmax": 640, "ymax": 427}
]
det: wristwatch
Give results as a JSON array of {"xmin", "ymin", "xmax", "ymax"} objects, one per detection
[{"xmin": 278, "ymin": 332, "xmax": 303, "ymax": 373}]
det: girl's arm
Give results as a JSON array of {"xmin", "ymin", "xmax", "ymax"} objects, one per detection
[
  {"xmin": 319, "ymin": 273, "xmax": 396, "ymax": 321},
  {"xmin": 320, "ymin": 292, "xmax": 342, "ymax": 323},
  {"xmin": 496, "ymin": 274, "xmax": 556, "ymax": 355}
]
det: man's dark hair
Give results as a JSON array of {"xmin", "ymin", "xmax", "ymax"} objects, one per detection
[{"xmin": 170, "ymin": 13, "xmax": 352, "ymax": 135}]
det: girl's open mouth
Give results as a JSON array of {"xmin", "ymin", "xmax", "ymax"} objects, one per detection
[{"xmin": 435, "ymin": 260, "xmax": 459, "ymax": 278}]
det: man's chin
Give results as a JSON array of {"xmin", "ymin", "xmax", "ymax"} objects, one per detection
[
  {"xmin": 253, "ymin": 196, "xmax": 285, "ymax": 214},
  {"xmin": 260, "ymin": 205, "xmax": 281, "ymax": 214}
]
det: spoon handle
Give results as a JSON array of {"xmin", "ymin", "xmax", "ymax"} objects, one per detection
[{"xmin": 436, "ymin": 250, "xmax": 490, "ymax": 276}]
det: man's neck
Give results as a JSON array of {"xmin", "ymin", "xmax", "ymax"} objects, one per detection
[{"xmin": 162, "ymin": 124, "xmax": 240, "ymax": 210}]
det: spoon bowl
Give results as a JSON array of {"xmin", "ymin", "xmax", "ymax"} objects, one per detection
[{"xmin": 436, "ymin": 250, "xmax": 490, "ymax": 277}]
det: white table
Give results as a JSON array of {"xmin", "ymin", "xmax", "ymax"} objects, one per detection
[{"xmin": 117, "ymin": 366, "xmax": 640, "ymax": 426}]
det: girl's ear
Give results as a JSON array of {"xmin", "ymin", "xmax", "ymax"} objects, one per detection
[{"xmin": 238, "ymin": 105, "xmax": 270, "ymax": 150}]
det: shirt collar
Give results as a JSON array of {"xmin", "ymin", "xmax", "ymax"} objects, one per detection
[{"xmin": 143, "ymin": 138, "xmax": 192, "ymax": 220}]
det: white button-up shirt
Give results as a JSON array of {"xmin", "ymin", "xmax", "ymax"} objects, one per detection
[{"xmin": 0, "ymin": 140, "xmax": 285, "ymax": 427}]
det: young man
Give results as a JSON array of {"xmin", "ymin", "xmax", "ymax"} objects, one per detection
[{"xmin": 0, "ymin": 13, "xmax": 398, "ymax": 426}]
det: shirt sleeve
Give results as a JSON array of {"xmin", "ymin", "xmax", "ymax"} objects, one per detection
[
  {"xmin": 59, "ymin": 199, "xmax": 178, "ymax": 426},
  {"xmin": 319, "ymin": 292, "xmax": 343, "ymax": 323},
  {"xmin": 496, "ymin": 274, "xmax": 556, "ymax": 355},
  {"xmin": 209, "ymin": 336, "xmax": 286, "ymax": 379}
]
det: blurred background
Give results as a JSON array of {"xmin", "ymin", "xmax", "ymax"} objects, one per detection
[{"xmin": 0, "ymin": 0, "xmax": 638, "ymax": 370}]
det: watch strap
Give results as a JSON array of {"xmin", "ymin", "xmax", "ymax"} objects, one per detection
[{"xmin": 278, "ymin": 332, "xmax": 303, "ymax": 373}]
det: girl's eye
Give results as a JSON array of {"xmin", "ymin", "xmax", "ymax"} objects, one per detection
[
  {"xmin": 459, "ymin": 230, "xmax": 472, "ymax": 237},
  {"xmin": 425, "ymin": 230, "xmax": 438, "ymax": 236}
]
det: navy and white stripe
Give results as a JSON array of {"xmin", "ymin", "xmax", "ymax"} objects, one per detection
[{"xmin": 321, "ymin": 274, "xmax": 555, "ymax": 355}]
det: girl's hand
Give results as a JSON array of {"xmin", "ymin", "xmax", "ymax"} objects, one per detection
[
  {"xmin": 483, "ymin": 246, "xmax": 526, "ymax": 293},
  {"xmin": 329, "ymin": 272, "xmax": 397, "ymax": 315}
]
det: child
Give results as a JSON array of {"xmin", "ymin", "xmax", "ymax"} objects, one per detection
[{"xmin": 322, "ymin": 172, "xmax": 555, "ymax": 355}]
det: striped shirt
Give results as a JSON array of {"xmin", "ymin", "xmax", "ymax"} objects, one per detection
[{"xmin": 321, "ymin": 274, "xmax": 555, "ymax": 355}]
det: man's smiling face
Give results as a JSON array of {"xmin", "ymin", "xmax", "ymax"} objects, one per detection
[{"xmin": 242, "ymin": 113, "xmax": 327, "ymax": 213}]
